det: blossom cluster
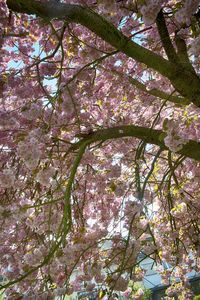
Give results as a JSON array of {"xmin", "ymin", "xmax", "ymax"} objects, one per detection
[
  {"xmin": 17, "ymin": 137, "xmax": 43, "ymax": 169},
  {"xmin": 163, "ymin": 119, "xmax": 188, "ymax": 152},
  {"xmin": 175, "ymin": 0, "xmax": 199, "ymax": 27},
  {"xmin": 139, "ymin": 0, "xmax": 165, "ymax": 25},
  {"xmin": 190, "ymin": 36, "xmax": 200, "ymax": 57},
  {"xmin": 0, "ymin": 168, "xmax": 15, "ymax": 189}
]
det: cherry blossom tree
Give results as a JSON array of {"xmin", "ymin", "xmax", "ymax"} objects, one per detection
[{"xmin": 0, "ymin": 0, "xmax": 200, "ymax": 299}]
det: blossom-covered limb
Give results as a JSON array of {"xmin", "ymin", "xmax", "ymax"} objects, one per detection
[{"xmin": 72, "ymin": 125, "xmax": 200, "ymax": 162}]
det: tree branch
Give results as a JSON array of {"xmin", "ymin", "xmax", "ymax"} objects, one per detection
[
  {"xmin": 156, "ymin": 9, "xmax": 178, "ymax": 62},
  {"xmin": 175, "ymin": 33, "xmax": 195, "ymax": 71},
  {"xmin": 62, "ymin": 141, "xmax": 88, "ymax": 235},
  {"xmin": 71, "ymin": 125, "xmax": 200, "ymax": 162}
]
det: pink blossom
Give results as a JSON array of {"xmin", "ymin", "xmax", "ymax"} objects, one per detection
[
  {"xmin": 0, "ymin": 168, "xmax": 15, "ymax": 188},
  {"xmin": 17, "ymin": 137, "xmax": 43, "ymax": 169},
  {"xmin": 190, "ymin": 36, "xmax": 200, "ymax": 57},
  {"xmin": 36, "ymin": 166, "xmax": 56, "ymax": 186},
  {"xmin": 22, "ymin": 103, "xmax": 42, "ymax": 120},
  {"xmin": 122, "ymin": 287, "xmax": 132, "ymax": 299},
  {"xmin": 140, "ymin": 0, "xmax": 164, "ymax": 25},
  {"xmin": 175, "ymin": 0, "xmax": 199, "ymax": 27}
]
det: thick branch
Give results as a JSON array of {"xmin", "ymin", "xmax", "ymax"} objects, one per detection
[
  {"xmin": 72, "ymin": 125, "xmax": 200, "ymax": 162},
  {"xmin": 7, "ymin": 0, "xmax": 200, "ymax": 107},
  {"xmin": 156, "ymin": 10, "xmax": 178, "ymax": 62}
]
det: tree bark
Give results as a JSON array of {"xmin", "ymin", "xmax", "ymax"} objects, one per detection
[{"xmin": 70, "ymin": 125, "xmax": 200, "ymax": 162}]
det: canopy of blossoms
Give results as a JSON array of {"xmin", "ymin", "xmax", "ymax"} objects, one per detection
[{"xmin": 0, "ymin": 0, "xmax": 200, "ymax": 299}]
